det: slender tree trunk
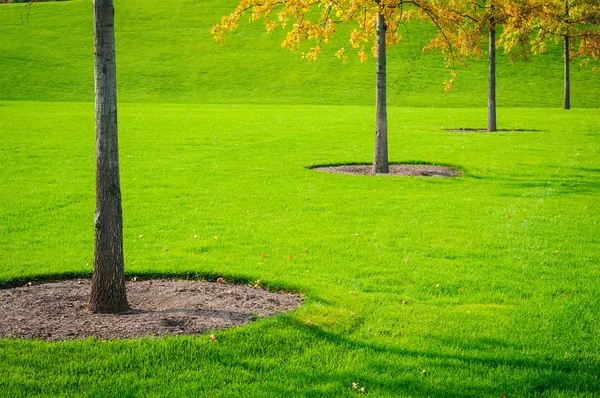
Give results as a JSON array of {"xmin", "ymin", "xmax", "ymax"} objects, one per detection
[
  {"xmin": 488, "ymin": 22, "xmax": 497, "ymax": 132},
  {"xmin": 564, "ymin": 35, "xmax": 570, "ymax": 110},
  {"xmin": 563, "ymin": 1, "xmax": 571, "ymax": 110},
  {"xmin": 89, "ymin": 0, "xmax": 129, "ymax": 313},
  {"xmin": 373, "ymin": 12, "xmax": 389, "ymax": 174}
]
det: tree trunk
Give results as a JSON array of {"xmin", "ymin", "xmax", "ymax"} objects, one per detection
[
  {"xmin": 373, "ymin": 12, "xmax": 389, "ymax": 174},
  {"xmin": 89, "ymin": 0, "xmax": 129, "ymax": 313},
  {"xmin": 563, "ymin": 0, "xmax": 571, "ymax": 110},
  {"xmin": 488, "ymin": 22, "xmax": 497, "ymax": 132},
  {"xmin": 564, "ymin": 35, "xmax": 570, "ymax": 110}
]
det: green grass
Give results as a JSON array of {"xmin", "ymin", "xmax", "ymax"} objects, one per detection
[
  {"xmin": 1, "ymin": 101, "xmax": 599, "ymax": 396},
  {"xmin": 1, "ymin": 0, "xmax": 600, "ymax": 396},
  {"xmin": 0, "ymin": 0, "xmax": 599, "ymax": 108}
]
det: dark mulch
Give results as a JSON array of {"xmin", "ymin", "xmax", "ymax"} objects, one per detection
[
  {"xmin": 313, "ymin": 164, "xmax": 461, "ymax": 177},
  {"xmin": 0, "ymin": 279, "xmax": 302, "ymax": 341}
]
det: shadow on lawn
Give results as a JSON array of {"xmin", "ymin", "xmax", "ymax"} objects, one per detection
[
  {"xmin": 262, "ymin": 318, "xmax": 599, "ymax": 397},
  {"xmin": 483, "ymin": 172, "xmax": 600, "ymax": 198}
]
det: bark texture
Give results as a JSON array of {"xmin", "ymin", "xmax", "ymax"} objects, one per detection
[
  {"xmin": 488, "ymin": 22, "xmax": 497, "ymax": 132},
  {"xmin": 373, "ymin": 12, "xmax": 389, "ymax": 174},
  {"xmin": 89, "ymin": 0, "xmax": 129, "ymax": 313}
]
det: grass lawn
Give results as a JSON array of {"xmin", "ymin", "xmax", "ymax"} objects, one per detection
[
  {"xmin": 1, "ymin": 0, "xmax": 600, "ymax": 396},
  {"xmin": 1, "ymin": 0, "xmax": 599, "ymax": 108},
  {"xmin": 1, "ymin": 102, "xmax": 599, "ymax": 396}
]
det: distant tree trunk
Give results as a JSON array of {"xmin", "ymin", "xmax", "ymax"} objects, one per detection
[
  {"xmin": 373, "ymin": 12, "xmax": 389, "ymax": 174},
  {"xmin": 488, "ymin": 21, "xmax": 497, "ymax": 132},
  {"xmin": 564, "ymin": 35, "xmax": 570, "ymax": 110},
  {"xmin": 89, "ymin": 0, "xmax": 129, "ymax": 313},
  {"xmin": 564, "ymin": 1, "xmax": 571, "ymax": 110}
]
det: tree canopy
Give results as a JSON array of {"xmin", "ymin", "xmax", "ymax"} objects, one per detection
[
  {"xmin": 212, "ymin": 0, "xmax": 459, "ymax": 66},
  {"xmin": 528, "ymin": 0, "xmax": 600, "ymax": 67}
]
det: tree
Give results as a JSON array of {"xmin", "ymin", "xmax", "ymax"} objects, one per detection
[
  {"xmin": 424, "ymin": 1, "xmax": 539, "ymax": 132},
  {"xmin": 88, "ymin": 0, "xmax": 129, "ymax": 313},
  {"xmin": 526, "ymin": 0, "xmax": 600, "ymax": 109},
  {"xmin": 212, "ymin": 1, "xmax": 459, "ymax": 174}
]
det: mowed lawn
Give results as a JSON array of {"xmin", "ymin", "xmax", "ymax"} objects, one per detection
[
  {"xmin": 1, "ymin": 102, "xmax": 599, "ymax": 396},
  {"xmin": 1, "ymin": 0, "xmax": 600, "ymax": 396}
]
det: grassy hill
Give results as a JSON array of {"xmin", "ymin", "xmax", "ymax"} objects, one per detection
[
  {"xmin": 1, "ymin": 1, "xmax": 599, "ymax": 397},
  {"xmin": 0, "ymin": 0, "xmax": 599, "ymax": 107}
]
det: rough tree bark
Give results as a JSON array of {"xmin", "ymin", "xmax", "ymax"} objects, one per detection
[
  {"xmin": 373, "ymin": 12, "xmax": 389, "ymax": 174},
  {"xmin": 89, "ymin": 0, "xmax": 129, "ymax": 313},
  {"xmin": 488, "ymin": 20, "xmax": 497, "ymax": 132}
]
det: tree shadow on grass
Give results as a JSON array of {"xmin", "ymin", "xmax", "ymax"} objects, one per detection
[
  {"xmin": 258, "ymin": 318, "xmax": 600, "ymax": 397},
  {"xmin": 493, "ymin": 176, "xmax": 600, "ymax": 198},
  {"xmin": 466, "ymin": 164, "xmax": 600, "ymax": 197}
]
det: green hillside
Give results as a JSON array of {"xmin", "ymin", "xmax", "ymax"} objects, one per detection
[
  {"xmin": 0, "ymin": 0, "xmax": 598, "ymax": 107},
  {"xmin": 1, "ymin": 1, "xmax": 600, "ymax": 396}
]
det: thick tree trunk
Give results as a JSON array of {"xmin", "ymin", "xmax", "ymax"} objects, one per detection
[
  {"xmin": 564, "ymin": 35, "xmax": 570, "ymax": 110},
  {"xmin": 488, "ymin": 23, "xmax": 497, "ymax": 132},
  {"xmin": 89, "ymin": 0, "xmax": 129, "ymax": 313},
  {"xmin": 373, "ymin": 12, "xmax": 389, "ymax": 174}
]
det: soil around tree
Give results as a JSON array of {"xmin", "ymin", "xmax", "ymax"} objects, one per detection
[
  {"xmin": 313, "ymin": 164, "xmax": 461, "ymax": 177},
  {"xmin": 0, "ymin": 279, "xmax": 302, "ymax": 341}
]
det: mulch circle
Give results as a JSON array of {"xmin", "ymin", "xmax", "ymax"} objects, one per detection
[
  {"xmin": 313, "ymin": 164, "xmax": 461, "ymax": 177},
  {"xmin": 0, "ymin": 279, "xmax": 302, "ymax": 341}
]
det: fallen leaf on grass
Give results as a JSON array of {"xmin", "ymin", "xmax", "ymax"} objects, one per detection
[
  {"xmin": 261, "ymin": 254, "xmax": 269, "ymax": 258},
  {"xmin": 217, "ymin": 278, "xmax": 227, "ymax": 284},
  {"xmin": 287, "ymin": 256, "xmax": 294, "ymax": 261},
  {"xmin": 401, "ymin": 300, "xmax": 408, "ymax": 305},
  {"xmin": 210, "ymin": 334, "xmax": 217, "ymax": 342}
]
